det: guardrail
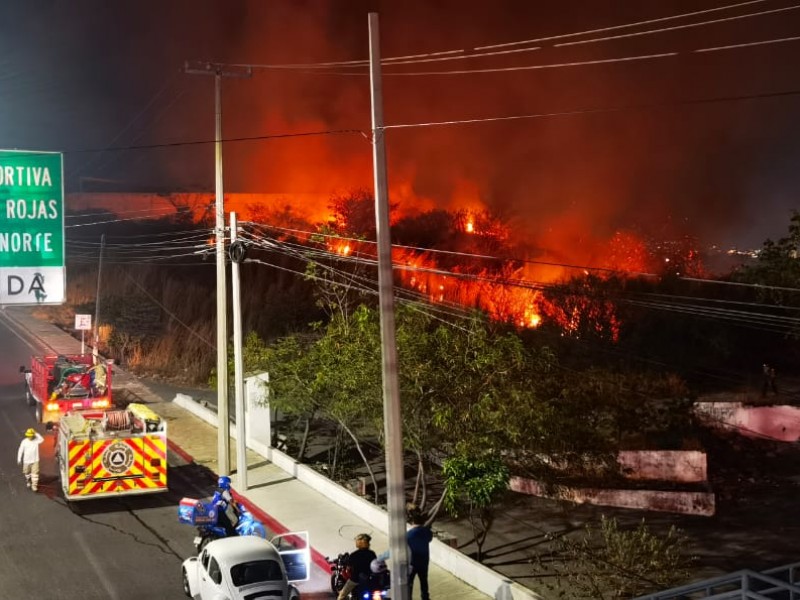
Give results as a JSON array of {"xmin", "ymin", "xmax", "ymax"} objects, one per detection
[{"xmin": 633, "ymin": 562, "xmax": 800, "ymax": 599}]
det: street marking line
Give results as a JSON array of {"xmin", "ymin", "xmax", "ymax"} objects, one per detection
[{"xmin": 0, "ymin": 310, "xmax": 40, "ymax": 352}]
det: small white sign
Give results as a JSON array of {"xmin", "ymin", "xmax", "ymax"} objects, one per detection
[{"xmin": 75, "ymin": 314, "xmax": 92, "ymax": 330}]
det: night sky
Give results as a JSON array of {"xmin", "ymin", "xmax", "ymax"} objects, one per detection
[{"xmin": 3, "ymin": 0, "xmax": 800, "ymax": 253}]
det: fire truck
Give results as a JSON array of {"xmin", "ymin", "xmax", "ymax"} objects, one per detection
[
  {"xmin": 55, "ymin": 403, "xmax": 168, "ymax": 501},
  {"xmin": 21, "ymin": 354, "xmax": 113, "ymax": 423}
]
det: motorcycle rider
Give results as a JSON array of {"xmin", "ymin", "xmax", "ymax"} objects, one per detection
[
  {"xmin": 337, "ymin": 533, "xmax": 377, "ymax": 600},
  {"xmin": 214, "ymin": 475, "xmax": 239, "ymax": 536}
]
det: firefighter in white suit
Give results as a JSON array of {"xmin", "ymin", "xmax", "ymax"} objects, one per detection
[{"xmin": 17, "ymin": 428, "xmax": 44, "ymax": 491}]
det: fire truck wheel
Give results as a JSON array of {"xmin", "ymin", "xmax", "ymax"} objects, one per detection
[
  {"xmin": 35, "ymin": 403, "xmax": 42, "ymax": 423},
  {"xmin": 25, "ymin": 385, "xmax": 34, "ymax": 406},
  {"xmin": 181, "ymin": 567, "xmax": 191, "ymax": 597}
]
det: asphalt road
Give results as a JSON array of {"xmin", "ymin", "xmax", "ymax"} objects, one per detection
[{"xmin": 0, "ymin": 316, "xmax": 333, "ymax": 600}]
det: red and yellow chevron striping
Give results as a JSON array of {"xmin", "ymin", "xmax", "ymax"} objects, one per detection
[{"xmin": 65, "ymin": 433, "xmax": 167, "ymax": 499}]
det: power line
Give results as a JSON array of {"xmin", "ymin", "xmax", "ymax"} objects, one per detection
[
  {"xmin": 377, "ymin": 32, "xmax": 800, "ymax": 76},
  {"xmin": 555, "ymin": 3, "xmax": 800, "ymax": 48},
  {"xmin": 65, "ymin": 207, "xmax": 180, "ymax": 228},
  {"xmin": 223, "ymin": 0, "xmax": 772, "ymax": 71},
  {"xmin": 123, "ymin": 272, "xmax": 216, "ymax": 349},
  {"xmin": 240, "ymin": 225, "xmax": 800, "ymax": 336},
  {"xmin": 476, "ymin": 0, "xmax": 772, "ymax": 49},
  {"xmin": 0, "ymin": 128, "xmax": 366, "ymax": 159},
  {"xmin": 697, "ymin": 33, "xmax": 800, "ymax": 53},
  {"xmin": 381, "ymin": 87, "xmax": 800, "ymax": 129},
  {"xmin": 66, "ymin": 74, "xmax": 181, "ymax": 180}
]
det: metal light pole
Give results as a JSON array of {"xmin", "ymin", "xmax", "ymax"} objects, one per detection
[
  {"xmin": 368, "ymin": 13, "xmax": 409, "ymax": 600},
  {"xmin": 230, "ymin": 212, "xmax": 247, "ymax": 491},
  {"xmin": 184, "ymin": 61, "xmax": 251, "ymax": 476}
]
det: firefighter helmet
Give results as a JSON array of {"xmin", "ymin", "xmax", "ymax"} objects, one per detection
[{"xmin": 25, "ymin": 428, "xmax": 35, "ymax": 438}]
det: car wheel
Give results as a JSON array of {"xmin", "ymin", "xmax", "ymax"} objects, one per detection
[{"xmin": 182, "ymin": 567, "xmax": 191, "ymax": 597}]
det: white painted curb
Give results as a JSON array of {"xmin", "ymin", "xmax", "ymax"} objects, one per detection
[{"xmin": 172, "ymin": 393, "xmax": 544, "ymax": 600}]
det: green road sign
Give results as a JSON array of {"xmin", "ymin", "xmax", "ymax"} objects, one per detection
[{"xmin": 0, "ymin": 149, "xmax": 65, "ymax": 305}]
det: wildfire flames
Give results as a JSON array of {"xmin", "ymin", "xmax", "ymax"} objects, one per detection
[
  {"xmin": 70, "ymin": 190, "xmax": 702, "ymax": 342},
  {"xmin": 319, "ymin": 206, "xmax": 669, "ymax": 341}
]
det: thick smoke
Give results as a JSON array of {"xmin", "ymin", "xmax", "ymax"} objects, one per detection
[{"xmin": 25, "ymin": 1, "xmax": 800, "ymax": 255}]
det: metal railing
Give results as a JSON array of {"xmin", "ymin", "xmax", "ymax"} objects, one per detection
[{"xmin": 633, "ymin": 562, "xmax": 800, "ymax": 600}]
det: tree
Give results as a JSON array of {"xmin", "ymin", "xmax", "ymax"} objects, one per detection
[
  {"xmin": 297, "ymin": 305, "xmax": 385, "ymax": 502},
  {"xmin": 442, "ymin": 454, "xmax": 509, "ymax": 562},
  {"xmin": 248, "ymin": 332, "xmax": 323, "ymax": 461},
  {"xmin": 732, "ymin": 210, "xmax": 800, "ymax": 339},
  {"xmin": 733, "ymin": 210, "xmax": 800, "ymax": 292},
  {"xmin": 327, "ymin": 188, "xmax": 397, "ymax": 240},
  {"xmin": 532, "ymin": 515, "xmax": 694, "ymax": 599}
]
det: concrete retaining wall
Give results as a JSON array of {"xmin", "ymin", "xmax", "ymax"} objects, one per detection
[
  {"xmin": 618, "ymin": 450, "xmax": 707, "ymax": 483},
  {"xmin": 173, "ymin": 393, "xmax": 543, "ymax": 600},
  {"xmin": 510, "ymin": 476, "xmax": 715, "ymax": 516},
  {"xmin": 695, "ymin": 402, "xmax": 800, "ymax": 442}
]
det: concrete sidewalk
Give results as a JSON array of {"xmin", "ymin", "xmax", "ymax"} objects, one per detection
[{"xmin": 2, "ymin": 306, "xmax": 529, "ymax": 600}]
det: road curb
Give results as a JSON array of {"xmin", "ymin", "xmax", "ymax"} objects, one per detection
[
  {"xmin": 167, "ymin": 438, "xmax": 332, "ymax": 576},
  {"xmin": 167, "ymin": 439, "xmax": 196, "ymax": 465}
]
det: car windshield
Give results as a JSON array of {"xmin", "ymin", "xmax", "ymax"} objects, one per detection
[{"xmin": 230, "ymin": 559, "xmax": 284, "ymax": 586}]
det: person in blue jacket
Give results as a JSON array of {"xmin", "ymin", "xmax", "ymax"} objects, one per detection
[
  {"xmin": 378, "ymin": 506, "xmax": 434, "ymax": 600},
  {"xmin": 407, "ymin": 509, "xmax": 433, "ymax": 600}
]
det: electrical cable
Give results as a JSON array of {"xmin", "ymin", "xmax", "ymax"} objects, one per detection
[
  {"xmin": 123, "ymin": 272, "xmax": 216, "ymax": 349},
  {"xmin": 224, "ymin": 0, "xmax": 774, "ymax": 70},
  {"xmin": 555, "ymin": 3, "xmax": 800, "ymax": 48},
  {"xmin": 245, "ymin": 221, "xmax": 800, "ymax": 296},
  {"xmin": 242, "ymin": 226, "xmax": 800, "ymax": 336},
  {"xmin": 66, "ymin": 74, "xmax": 181, "ymax": 180}
]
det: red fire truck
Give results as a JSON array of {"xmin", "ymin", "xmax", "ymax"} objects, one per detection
[
  {"xmin": 55, "ymin": 403, "xmax": 168, "ymax": 501},
  {"xmin": 21, "ymin": 354, "xmax": 113, "ymax": 423}
]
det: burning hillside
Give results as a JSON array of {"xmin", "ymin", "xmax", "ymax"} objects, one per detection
[
  {"xmin": 68, "ymin": 189, "xmax": 704, "ymax": 340},
  {"xmin": 312, "ymin": 193, "xmax": 704, "ymax": 340}
]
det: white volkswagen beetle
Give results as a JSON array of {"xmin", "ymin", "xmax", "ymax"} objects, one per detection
[{"xmin": 181, "ymin": 535, "xmax": 308, "ymax": 600}]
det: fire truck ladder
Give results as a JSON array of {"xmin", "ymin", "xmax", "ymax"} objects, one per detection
[{"xmin": 633, "ymin": 562, "xmax": 800, "ymax": 600}]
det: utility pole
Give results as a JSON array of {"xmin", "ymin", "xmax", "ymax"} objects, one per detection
[
  {"xmin": 184, "ymin": 61, "xmax": 251, "ymax": 476},
  {"xmin": 229, "ymin": 212, "xmax": 248, "ymax": 491},
  {"xmin": 368, "ymin": 13, "xmax": 409, "ymax": 600},
  {"xmin": 93, "ymin": 233, "xmax": 105, "ymax": 364}
]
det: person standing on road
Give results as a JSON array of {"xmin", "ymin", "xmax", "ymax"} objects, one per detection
[
  {"xmin": 17, "ymin": 428, "xmax": 44, "ymax": 491},
  {"xmin": 407, "ymin": 509, "xmax": 433, "ymax": 600},
  {"xmin": 377, "ymin": 507, "xmax": 435, "ymax": 600},
  {"xmin": 337, "ymin": 533, "xmax": 377, "ymax": 600}
]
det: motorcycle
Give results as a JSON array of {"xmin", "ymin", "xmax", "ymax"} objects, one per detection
[
  {"xmin": 353, "ymin": 569, "xmax": 391, "ymax": 600},
  {"xmin": 326, "ymin": 553, "xmax": 390, "ymax": 600},
  {"xmin": 326, "ymin": 552, "xmax": 351, "ymax": 594},
  {"xmin": 178, "ymin": 491, "xmax": 267, "ymax": 552}
]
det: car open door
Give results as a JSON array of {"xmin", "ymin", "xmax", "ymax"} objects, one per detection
[{"xmin": 270, "ymin": 531, "xmax": 310, "ymax": 582}]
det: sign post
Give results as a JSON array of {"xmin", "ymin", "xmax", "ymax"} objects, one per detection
[
  {"xmin": 0, "ymin": 149, "xmax": 65, "ymax": 305},
  {"xmin": 75, "ymin": 314, "xmax": 92, "ymax": 355}
]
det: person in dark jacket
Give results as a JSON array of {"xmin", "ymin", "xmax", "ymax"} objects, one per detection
[
  {"xmin": 337, "ymin": 533, "xmax": 377, "ymax": 600},
  {"xmin": 407, "ymin": 511, "xmax": 433, "ymax": 600}
]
